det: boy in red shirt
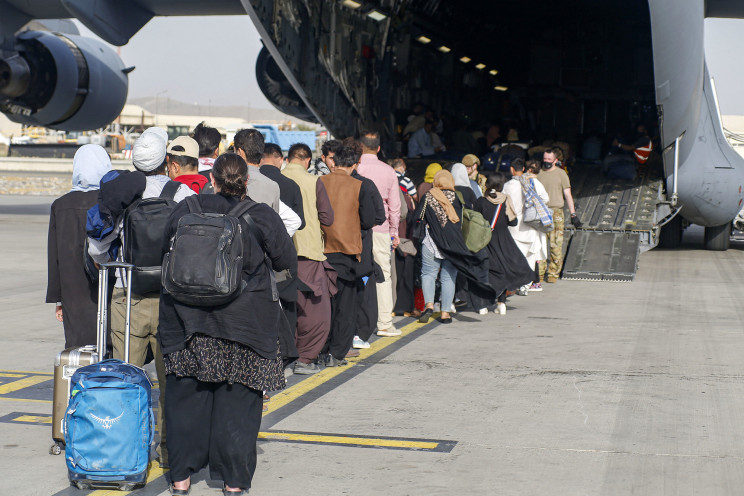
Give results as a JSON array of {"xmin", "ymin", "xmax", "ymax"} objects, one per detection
[{"xmin": 167, "ymin": 136, "xmax": 208, "ymax": 193}]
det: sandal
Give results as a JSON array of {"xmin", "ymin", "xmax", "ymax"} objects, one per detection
[
  {"xmin": 223, "ymin": 485, "xmax": 246, "ymax": 495},
  {"xmin": 170, "ymin": 483, "xmax": 191, "ymax": 495}
]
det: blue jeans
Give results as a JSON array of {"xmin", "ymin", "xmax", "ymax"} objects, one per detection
[{"xmin": 421, "ymin": 244, "xmax": 458, "ymax": 313}]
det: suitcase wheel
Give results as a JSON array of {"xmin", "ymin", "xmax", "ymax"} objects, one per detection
[{"xmin": 49, "ymin": 442, "xmax": 63, "ymax": 456}]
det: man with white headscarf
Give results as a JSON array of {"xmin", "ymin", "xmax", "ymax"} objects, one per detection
[
  {"xmin": 47, "ymin": 144, "xmax": 112, "ymax": 348},
  {"xmin": 87, "ymin": 127, "xmax": 195, "ymax": 469}
]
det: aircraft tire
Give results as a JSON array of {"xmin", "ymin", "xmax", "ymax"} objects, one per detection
[
  {"xmin": 704, "ymin": 223, "xmax": 731, "ymax": 251},
  {"xmin": 658, "ymin": 214, "xmax": 683, "ymax": 249}
]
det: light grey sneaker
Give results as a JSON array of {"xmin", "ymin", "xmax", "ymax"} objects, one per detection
[
  {"xmin": 377, "ymin": 326, "xmax": 402, "ymax": 337},
  {"xmin": 352, "ymin": 336, "xmax": 371, "ymax": 349},
  {"xmin": 325, "ymin": 355, "xmax": 348, "ymax": 367},
  {"xmin": 293, "ymin": 361, "xmax": 320, "ymax": 375}
]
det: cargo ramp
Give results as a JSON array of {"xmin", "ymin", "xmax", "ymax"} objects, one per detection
[{"xmin": 561, "ymin": 163, "xmax": 671, "ymax": 282}]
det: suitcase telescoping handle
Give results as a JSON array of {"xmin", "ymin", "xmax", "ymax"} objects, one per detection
[{"xmin": 98, "ymin": 262, "xmax": 134, "ymax": 363}]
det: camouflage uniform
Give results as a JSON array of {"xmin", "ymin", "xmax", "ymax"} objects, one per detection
[{"xmin": 537, "ymin": 208, "xmax": 564, "ymax": 281}]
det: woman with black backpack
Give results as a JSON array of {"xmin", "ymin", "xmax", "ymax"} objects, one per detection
[{"xmin": 158, "ymin": 153, "xmax": 297, "ymax": 496}]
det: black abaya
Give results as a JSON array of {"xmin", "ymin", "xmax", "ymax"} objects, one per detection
[
  {"xmin": 412, "ymin": 193, "xmax": 495, "ymax": 301},
  {"xmin": 473, "ymin": 197, "xmax": 535, "ymax": 295},
  {"xmin": 47, "ymin": 190, "xmax": 101, "ymax": 348}
]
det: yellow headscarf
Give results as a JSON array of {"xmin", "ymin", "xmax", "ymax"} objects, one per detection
[{"xmin": 424, "ymin": 163, "xmax": 442, "ymax": 183}]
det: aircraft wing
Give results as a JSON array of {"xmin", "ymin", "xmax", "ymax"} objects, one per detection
[{"xmin": 2, "ymin": 0, "xmax": 245, "ymax": 46}]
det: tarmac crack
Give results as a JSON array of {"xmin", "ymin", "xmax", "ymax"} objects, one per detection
[
  {"xmin": 573, "ymin": 376, "xmax": 589, "ymax": 424},
  {"xmin": 372, "ymin": 361, "xmax": 744, "ymax": 383},
  {"xmin": 492, "ymin": 444, "xmax": 744, "ymax": 461}
]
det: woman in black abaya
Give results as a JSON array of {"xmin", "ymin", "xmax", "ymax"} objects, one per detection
[
  {"xmin": 473, "ymin": 172, "xmax": 535, "ymax": 315},
  {"xmin": 46, "ymin": 145, "xmax": 112, "ymax": 347}
]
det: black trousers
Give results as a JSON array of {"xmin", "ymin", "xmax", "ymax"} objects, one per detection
[
  {"xmin": 325, "ymin": 277, "xmax": 357, "ymax": 359},
  {"xmin": 392, "ymin": 252, "xmax": 415, "ymax": 314},
  {"xmin": 356, "ymin": 276, "xmax": 378, "ymax": 342},
  {"xmin": 164, "ymin": 375, "xmax": 263, "ymax": 489},
  {"xmin": 279, "ymin": 299, "xmax": 298, "ymax": 368}
]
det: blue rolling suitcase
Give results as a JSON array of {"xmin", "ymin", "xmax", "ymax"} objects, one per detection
[{"xmin": 64, "ymin": 262, "xmax": 154, "ymax": 491}]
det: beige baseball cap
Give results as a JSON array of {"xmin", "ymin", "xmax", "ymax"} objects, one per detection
[{"xmin": 167, "ymin": 136, "xmax": 199, "ymax": 159}]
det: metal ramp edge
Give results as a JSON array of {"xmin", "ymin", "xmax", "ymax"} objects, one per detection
[{"xmin": 561, "ymin": 231, "xmax": 641, "ymax": 282}]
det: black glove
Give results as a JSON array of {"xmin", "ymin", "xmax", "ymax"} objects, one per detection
[{"xmin": 570, "ymin": 213, "xmax": 582, "ymax": 228}]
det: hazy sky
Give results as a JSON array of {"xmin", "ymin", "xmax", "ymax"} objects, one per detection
[
  {"xmin": 80, "ymin": 16, "xmax": 273, "ymax": 109},
  {"xmin": 704, "ymin": 18, "xmax": 744, "ymax": 115},
  {"xmin": 80, "ymin": 15, "xmax": 744, "ymax": 114}
]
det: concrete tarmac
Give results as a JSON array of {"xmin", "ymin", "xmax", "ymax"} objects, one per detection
[{"xmin": 2, "ymin": 193, "xmax": 744, "ymax": 495}]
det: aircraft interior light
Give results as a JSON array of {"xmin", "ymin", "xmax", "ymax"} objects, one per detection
[
  {"xmin": 342, "ymin": 0, "xmax": 362, "ymax": 8},
  {"xmin": 437, "ymin": 45, "xmax": 451, "ymax": 53},
  {"xmin": 459, "ymin": 56, "xmax": 471, "ymax": 63},
  {"xmin": 489, "ymin": 69, "xmax": 498, "ymax": 76},
  {"xmin": 367, "ymin": 9, "xmax": 387, "ymax": 21},
  {"xmin": 417, "ymin": 36, "xmax": 432, "ymax": 44},
  {"xmin": 494, "ymin": 85, "xmax": 508, "ymax": 91},
  {"xmin": 475, "ymin": 63, "xmax": 486, "ymax": 70}
]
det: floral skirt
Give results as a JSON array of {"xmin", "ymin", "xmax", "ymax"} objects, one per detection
[{"xmin": 164, "ymin": 334, "xmax": 286, "ymax": 392}]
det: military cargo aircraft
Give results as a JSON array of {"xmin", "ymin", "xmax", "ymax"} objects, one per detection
[{"xmin": 0, "ymin": 0, "xmax": 743, "ymax": 260}]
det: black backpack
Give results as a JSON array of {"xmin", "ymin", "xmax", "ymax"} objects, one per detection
[
  {"xmin": 122, "ymin": 181, "xmax": 181, "ymax": 294},
  {"xmin": 161, "ymin": 196, "xmax": 259, "ymax": 306},
  {"xmin": 196, "ymin": 170, "xmax": 215, "ymax": 194}
]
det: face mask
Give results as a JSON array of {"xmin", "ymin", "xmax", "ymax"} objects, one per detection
[{"xmin": 542, "ymin": 161, "xmax": 553, "ymax": 169}]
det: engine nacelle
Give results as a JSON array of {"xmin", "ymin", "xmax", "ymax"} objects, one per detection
[
  {"xmin": 255, "ymin": 47, "xmax": 317, "ymax": 124},
  {"xmin": 0, "ymin": 31, "xmax": 128, "ymax": 131}
]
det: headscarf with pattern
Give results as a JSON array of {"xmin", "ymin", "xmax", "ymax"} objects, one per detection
[{"xmin": 426, "ymin": 170, "xmax": 459, "ymax": 226}]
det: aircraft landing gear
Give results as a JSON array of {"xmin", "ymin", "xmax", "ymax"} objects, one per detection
[{"xmin": 704, "ymin": 223, "xmax": 731, "ymax": 251}]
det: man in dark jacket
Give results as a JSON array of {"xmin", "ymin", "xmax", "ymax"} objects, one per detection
[
  {"xmin": 259, "ymin": 142, "xmax": 306, "ymax": 359},
  {"xmin": 319, "ymin": 144, "xmax": 377, "ymax": 366},
  {"xmin": 260, "ymin": 143, "xmax": 305, "ymax": 227}
]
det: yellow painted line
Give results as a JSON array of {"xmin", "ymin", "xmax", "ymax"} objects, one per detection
[
  {"xmin": 13, "ymin": 414, "xmax": 51, "ymax": 424},
  {"xmin": 0, "ymin": 375, "xmax": 51, "ymax": 394},
  {"xmin": 263, "ymin": 315, "xmax": 437, "ymax": 416},
  {"xmin": 88, "ymin": 461, "xmax": 166, "ymax": 496},
  {"xmin": 258, "ymin": 431, "xmax": 438, "ymax": 450},
  {"xmin": 0, "ymin": 373, "xmax": 25, "ymax": 378},
  {"xmin": 0, "ymin": 397, "xmax": 52, "ymax": 404},
  {"xmin": 0, "ymin": 369, "xmax": 53, "ymax": 376}
]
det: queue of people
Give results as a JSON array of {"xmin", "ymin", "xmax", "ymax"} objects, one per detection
[{"xmin": 46, "ymin": 122, "xmax": 582, "ymax": 495}]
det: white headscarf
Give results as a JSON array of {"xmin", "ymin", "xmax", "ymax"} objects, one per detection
[
  {"xmin": 71, "ymin": 144, "xmax": 112, "ymax": 192},
  {"xmin": 450, "ymin": 162, "xmax": 471, "ymax": 188}
]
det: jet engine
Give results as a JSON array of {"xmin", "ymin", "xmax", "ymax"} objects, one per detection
[
  {"xmin": 0, "ymin": 31, "xmax": 129, "ymax": 131},
  {"xmin": 255, "ymin": 47, "xmax": 317, "ymax": 124}
]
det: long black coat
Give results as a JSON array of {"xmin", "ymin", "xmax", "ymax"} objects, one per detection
[
  {"xmin": 413, "ymin": 191, "xmax": 495, "ymax": 300},
  {"xmin": 473, "ymin": 197, "xmax": 535, "ymax": 294},
  {"xmin": 47, "ymin": 191, "xmax": 100, "ymax": 348}
]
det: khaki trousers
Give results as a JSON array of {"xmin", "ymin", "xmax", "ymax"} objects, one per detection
[
  {"xmin": 111, "ymin": 288, "xmax": 168, "ymax": 465},
  {"xmin": 372, "ymin": 232, "xmax": 394, "ymax": 331},
  {"xmin": 537, "ymin": 208, "xmax": 565, "ymax": 281}
]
